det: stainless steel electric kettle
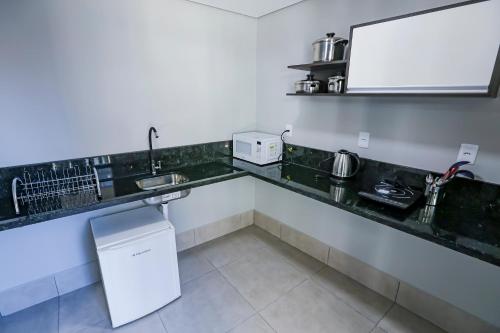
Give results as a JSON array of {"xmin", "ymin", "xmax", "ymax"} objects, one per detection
[{"xmin": 331, "ymin": 150, "xmax": 360, "ymax": 179}]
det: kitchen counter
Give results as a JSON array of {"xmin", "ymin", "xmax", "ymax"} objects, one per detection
[
  {"xmin": 0, "ymin": 161, "xmax": 248, "ymax": 231},
  {"xmin": 230, "ymin": 158, "xmax": 500, "ymax": 267},
  {"xmin": 1, "ymin": 141, "xmax": 499, "ymax": 267}
]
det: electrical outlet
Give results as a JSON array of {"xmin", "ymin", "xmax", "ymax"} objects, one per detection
[
  {"xmin": 285, "ymin": 124, "xmax": 293, "ymax": 137},
  {"xmin": 457, "ymin": 143, "xmax": 479, "ymax": 164},
  {"xmin": 358, "ymin": 132, "xmax": 370, "ymax": 149}
]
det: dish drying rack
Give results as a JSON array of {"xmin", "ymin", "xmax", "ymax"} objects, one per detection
[{"xmin": 12, "ymin": 162, "xmax": 102, "ymax": 215}]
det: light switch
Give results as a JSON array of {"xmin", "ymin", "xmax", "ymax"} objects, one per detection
[
  {"xmin": 358, "ymin": 132, "xmax": 370, "ymax": 149},
  {"xmin": 457, "ymin": 143, "xmax": 479, "ymax": 164}
]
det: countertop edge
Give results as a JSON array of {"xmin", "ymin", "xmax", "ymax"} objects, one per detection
[
  {"xmin": 0, "ymin": 170, "xmax": 249, "ymax": 231},
  {"xmin": 249, "ymin": 173, "xmax": 500, "ymax": 267},
  {"xmin": 2, "ymin": 163, "xmax": 499, "ymax": 268}
]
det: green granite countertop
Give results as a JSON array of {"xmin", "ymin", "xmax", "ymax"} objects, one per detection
[
  {"xmin": 1, "ymin": 142, "xmax": 499, "ymax": 267},
  {"xmin": 230, "ymin": 158, "xmax": 500, "ymax": 267},
  {"xmin": 0, "ymin": 161, "xmax": 248, "ymax": 231}
]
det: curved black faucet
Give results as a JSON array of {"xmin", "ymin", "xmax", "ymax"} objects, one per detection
[{"xmin": 148, "ymin": 127, "xmax": 161, "ymax": 175}]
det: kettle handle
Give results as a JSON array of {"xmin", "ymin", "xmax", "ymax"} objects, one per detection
[{"xmin": 349, "ymin": 152, "xmax": 361, "ymax": 176}]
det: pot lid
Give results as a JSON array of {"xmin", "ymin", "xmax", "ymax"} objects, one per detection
[
  {"xmin": 297, "ymin": 74, "xmax": 320, "ymax": 83},
  {"xmin": 328, "ymin": 75, "xmax": 345, "ymax": 80},
  {"xmin": 313, "ymin": 32, "xmax": 344, "ymax": 44}
]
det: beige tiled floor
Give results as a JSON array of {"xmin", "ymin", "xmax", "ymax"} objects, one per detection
[{"xmin": 0, "ymin": 226, "xmax": 445, "ymax": 333}]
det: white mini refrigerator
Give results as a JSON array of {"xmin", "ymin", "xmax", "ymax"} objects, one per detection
[{"xmin": 90, "ymin": 206, "xmax": 181, "ymax": 328}]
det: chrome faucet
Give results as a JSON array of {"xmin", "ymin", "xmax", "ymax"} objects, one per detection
[{"xmin": 148, "ymin": 127, "xmax": 162, "ymax": 175}]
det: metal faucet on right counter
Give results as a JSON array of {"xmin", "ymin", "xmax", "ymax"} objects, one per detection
[
  {"xmin": 148, "ymin": 126, "xmax": 162, "ymax": 176},
  {"xmin": 424, "ymin": 161, "xmax": 474, "ymax": 206}
]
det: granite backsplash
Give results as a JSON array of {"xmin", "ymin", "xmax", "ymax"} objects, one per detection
[{"xmin": 0, "ymin": 140, "xmax": 232, "ymax": 203}]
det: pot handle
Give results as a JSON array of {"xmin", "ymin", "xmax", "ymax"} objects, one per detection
[
  {"xmin": 333, "ymin": 38, "xmax": 348, "ymax": 45},
  {"xmin": 349, "ymin": 152, "xmax": 361, "ymax": 176}
]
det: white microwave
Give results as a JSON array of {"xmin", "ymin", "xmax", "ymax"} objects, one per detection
[{"xmin": 233, "ymin": 131, "xmax": 282, "ymax": 165}]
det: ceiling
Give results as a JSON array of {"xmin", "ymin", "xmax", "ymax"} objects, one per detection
[{"xmin": 187, "ymin": 0, "xmax": 305, "ymax": 18}]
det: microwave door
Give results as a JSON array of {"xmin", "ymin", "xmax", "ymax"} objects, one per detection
[{"xmin": 235, "ymin": 140, "xmax": 253, "ymax": 159}]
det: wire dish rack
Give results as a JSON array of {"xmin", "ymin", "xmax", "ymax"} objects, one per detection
[{"xmin": 12, "ymin": 162, "xmax": 102, "ymax": 216}]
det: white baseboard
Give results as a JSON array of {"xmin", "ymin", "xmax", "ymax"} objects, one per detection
[
  {"xmin": 177, "ymin": 210, "xmax": 254, "ymax": 252},
  {"xmin": 54, "ymin": 261, "xmax": 101, "ymax": 296},
  {"xmin": 253, "ymin": 210, "xmax": 498, "ymax": 332},
  {"xmin": 396, "ymin": 281, "xmax": 499, "ymax": 333},
  {"xmin": 0, "ymin": 276, "xmax": 58, "ymax": 316}
]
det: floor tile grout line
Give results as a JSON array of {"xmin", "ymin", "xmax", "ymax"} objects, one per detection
[
  {"xmin": 206, "ymin": 226, "xmax": 372, "ymax": 326},
  {"xmin": 57, "ymin": 291, "xmax": 61, "ymax": 333},
  {"xmin": 255, "ymin": 235, "xmax": 326, "ymax": 273},
  {"xmin": 368, "ymin": 281, "xmax": 399, "ymax": 333},
  {"xmin": 223, "ymin": 313, "xmax": 276, "ymax": 333},
  {"xmin": 306, "ymin": 274, "xmax": 384, "ymax": 326},
  {"xmin": 311, "ymin": 264, "xmax": 396, "ymax": 304},
  {"xmin": 216, "ymin": 265, "xmax": 257, "ymax": 313},
  {"xmin": 254, "ymin": 222, "xmax": 330, "ymax": 271},
  {"xmin": 198, "ymin": 232, "xmax": 270, "ymax": 271},
  {"xmin": 216, "ymin": 267, "xmax": 258, "ymax": 332},
  {"xmin": 212, "ymin": 230, "xmax": 315, "ymax": 285},
  {"xmin": 214, "ymin": 239, "xmax": 308, "ymax": 331},
  {"xmin": 256, "ymin": 278, "xmax": 312, "ymax": 333},
  {"xmin": 53, "ymin": 276, "xmax": 61, "ymax": 296},
  {"xmin": 369, "ymin": 301, "xmax": 396, "ymax": 333},
  {"xmin": 223, "ymin": 315, "xmax": 254, "ymax": 333},
  {"xmin": 257, "ymin": 277, "xmax": 310, "ymax": 315},
  {"xmin": 53, "ymin": 276, "xmax": 61, "ymax": 333},
  {"xmin": 258, "ymin": 312, "xmax": 278, "ymax": 333},
  {"xmin": 315, "ymin": 265, "xmax": 330, "ymax": 276},
  {"xmin": 394, "ymin": 280, "xmax": 401, "ymax": 303},
  {"xmin": 242, "ymin": 226, "xmax": 327, "ymax": 276},
  {"xmin": 209, "ymin": 230, "xmax": 313, "ymax": 309},
  {"xmin": 13, "ymin": 225, "xmax": 406, "ymax": 333},
  {"xmin": 156, "ymin": 310, "xmax": 170, "ymax": 333},
  {"xmin": 217, "ymin": 240, "xmax": 306, "ymax": 278},
  {"xmin": 179, "ymin": 227, "xmax": 275, "ymax": 333},
  {"xmin": 250, "ymin": 226, "xmax": 393, "ymax": 326},
  {"xmin": 180, "ymin": 267, "xmax": 217, "ymax": 287},
  {"xmin": 256, "ymin": 221, "xmax": 403, "ymax": 310},
  {"xmin": 310, "ymin": 257, "xmax": 401, "ymax": 326}
]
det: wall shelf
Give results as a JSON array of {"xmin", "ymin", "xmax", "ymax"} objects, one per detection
[
  {"xmin": 287, "ymin": 2, "xmax": 499, "ymax": 98},
  {"xmin": 287, "ymin": 60, "xmax": 348, "ymax": 72},
  {"xmin": 286, "ymin": 93, "xmax": 492, "ymax": 98},
  {"xmin": 286, "ymin": 93, "xmax": 348, "ymax": 96},
  {"xmin": 286, "ymin": 92, "xmax": 493, "ymax": 97}
]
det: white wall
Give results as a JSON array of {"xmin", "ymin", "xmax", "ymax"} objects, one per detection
[
  {"xmin": 0, "ymin": 201, "xmax": 141, "ymax": 293},
  {"xmin": 1, "ymin": 0, "xmax": 500, "ymax": 326},
  {"xmin": 169, "ymin": 176, "xmax": 255, "ymax": 233},
  {"xmin": 255, "ymin": 0, "xmax": 500, "ymax": 327},
  {"xmin": 0, "ymin": 0, "xmax": 257, "ymax": 292},
  {"xmin": 256, "ymin": 0, "xmax": 500, "ymax": 184},
  {"xmin": 0, "ymin": 177, "xmax": 255, "ymax": 293},
  {"xmin": 0, "ymin": 0, "xmax": 257, "ymax": 166},
  {"xmin": 254, "ymin": 180, "xmax": 500, "ymax": 327}
]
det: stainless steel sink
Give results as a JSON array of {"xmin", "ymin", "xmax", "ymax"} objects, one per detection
[{"xmin": 136, "ymin": 173, "xmax": 189, "ymax": 191}]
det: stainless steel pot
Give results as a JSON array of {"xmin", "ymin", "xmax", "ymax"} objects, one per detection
[
  {"xmin": 295, "ymin": 74, "xmax": 320, "ymax": 93},
  {"xmin": 328, "ymin": 76, "xmax": 345, "ymax": 93},
  {"xmin": 331, "ymin": 149, "xmax": 360, "ymax": 178},
  {"xmin": 312, "ymin": 33, "xmax": 348, "ymax": 62}
]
